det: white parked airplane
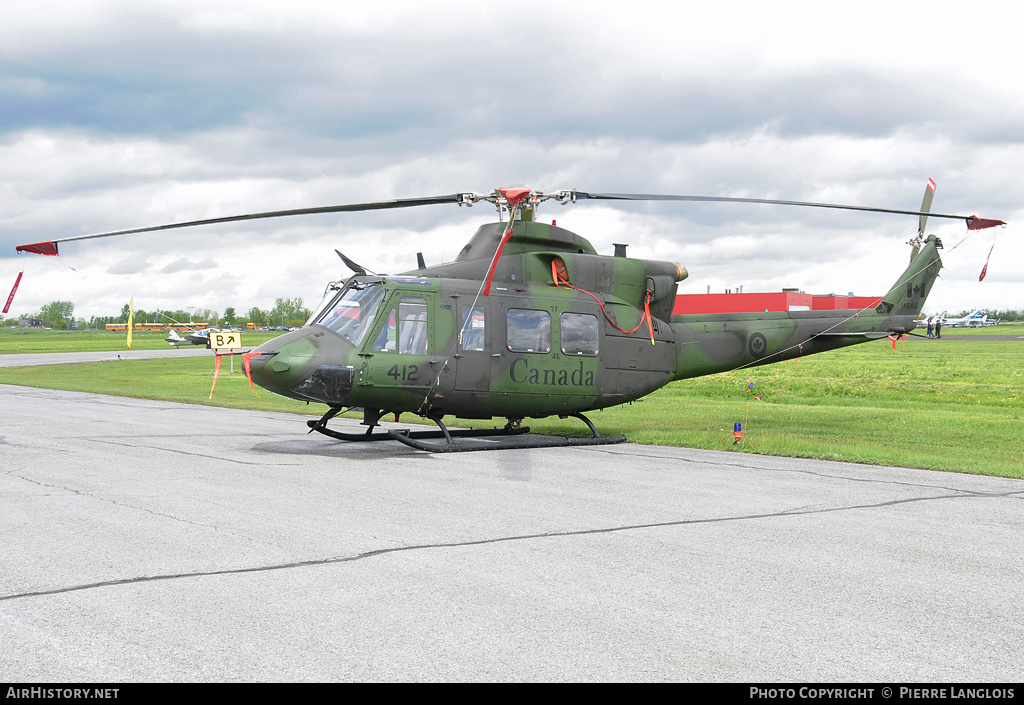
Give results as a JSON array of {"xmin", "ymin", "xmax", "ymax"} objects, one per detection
[
  {"xmin": 166, "ymin": 329, "xmax": 211, "ymax": 346},
  {"xmin": 940, "ymin": 311, "xmax": 987, "ymax": 328}
]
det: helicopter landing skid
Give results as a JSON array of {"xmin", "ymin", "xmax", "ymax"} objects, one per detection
[
  {"xmin": 387, "ymin": 412, "xmax": 627, "ymax": 453},
  {"xmin": 306, "ymin": 419, "xmax": 531, "ymax": 444},
  {"xmin": 306, "ymin": 410, "xmax": 626, "ymax": 452}
]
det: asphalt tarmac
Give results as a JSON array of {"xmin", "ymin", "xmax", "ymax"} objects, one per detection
[
  {"xmin": 0, "ymin": 347, "xmax": 209, "ymax": 367},
  {"xmin": 2, "ymin": 383, "xmax": 1022, "ymax": 682}
]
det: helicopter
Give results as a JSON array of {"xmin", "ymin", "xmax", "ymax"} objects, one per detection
[{"xmin": 14, "ymin": 185, "xmax": 1005, "ymax": 452}]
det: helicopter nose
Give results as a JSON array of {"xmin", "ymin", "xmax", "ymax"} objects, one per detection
[
  {"xmin": 249, "ymin": 333, "xmax": 320, "ymax": 397},
  {"xmin": 249, "ymin": 330, "xmax": 355, "ymax": 405}
]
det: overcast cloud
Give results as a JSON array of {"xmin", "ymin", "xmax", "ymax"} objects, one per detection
[{"xmin": 2, "ymin": 0, "xmax": 1021, "ymax": 319}]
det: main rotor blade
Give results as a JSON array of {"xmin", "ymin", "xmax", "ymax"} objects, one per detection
[
  {"xmin": 16, "ymin": 193, "xmax": 466, "ymax": 253},
  {"xmin": 572, "ymin": 191, "xmax": 1004, "ymax": 229}
]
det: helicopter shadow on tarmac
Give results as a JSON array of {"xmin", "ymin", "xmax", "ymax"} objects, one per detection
[{"xmin": 250, "ymin": 414, "xmax": 539, "ymax": 479}]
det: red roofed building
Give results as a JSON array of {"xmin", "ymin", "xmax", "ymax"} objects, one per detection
[{"xmin": 673, "ymin": 292, "xmax": 883, "ymax": 315}]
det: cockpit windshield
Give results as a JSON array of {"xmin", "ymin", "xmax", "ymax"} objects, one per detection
[{"xmin": 315, "ymin": 282, "xmax": 386, "ymax": 346}]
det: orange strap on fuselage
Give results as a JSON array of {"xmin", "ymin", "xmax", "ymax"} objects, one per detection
[{"xmin": 551, "ymin": 260, "xmax": 654, "ymax": 344}]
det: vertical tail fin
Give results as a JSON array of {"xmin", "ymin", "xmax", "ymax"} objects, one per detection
[{"xmin": 876, "ymin": 234, "xmax": 943, "ymax": 318}]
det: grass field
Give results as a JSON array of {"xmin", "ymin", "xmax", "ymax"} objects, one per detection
[{"xmin": 1, "ymin": 326, "xmax": 1022, "ymax": 478}]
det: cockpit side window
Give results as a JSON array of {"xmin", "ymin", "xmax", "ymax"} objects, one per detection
[
  {"xmin": 317, "ymin": 283, "xmax": 386, "ymax": 346},
  {"xmin": 460, "ymin": 306, "xmax": 485, "ymax": 351},
  {"xmin": 399, "ymin": 298, "xmax": 429, "ymax": 354},
  {"xmin": 372, "ymin": 296, "xmax": 429, "ymax": 354}
]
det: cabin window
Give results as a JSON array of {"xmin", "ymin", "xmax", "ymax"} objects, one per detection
[
  {"xmin": 560, "ymin": 312, "xmax": 599, "ymax": 356},
  {"xmin": 318, "ymin": 282, "xmax": 385, "ymax": 346},
  {"xmin": 372, "ymin": 297, "xmax": 429, "ymax": 354},
  {"xmin": 460, "ymin": 306, "xmax": 485, "ymax": 351},
  {"xmin": 506, "ymin": 308, "xmax": 551, "ymax": 353},
  {"xmin": 399, "ymin": 298, "xmax": 428, "ymax": 354}
]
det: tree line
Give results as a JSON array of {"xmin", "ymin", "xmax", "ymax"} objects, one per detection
[
  {"xmin": 2, "ymin": 297, "xmax": 312, "ymax": 330},
  {"xmin": 7, "ymin": 299, "xmax": 1023, "ymax": 330}
]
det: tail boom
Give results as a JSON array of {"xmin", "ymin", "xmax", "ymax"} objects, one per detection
[{"xmin": 669, "ymin": 235, "xmax": 942, "ymax": 379}]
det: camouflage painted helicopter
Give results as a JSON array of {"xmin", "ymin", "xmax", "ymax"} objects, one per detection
[{"xmin": 14, "ymin": 185, "xmax": 1004, "ymax": 451}]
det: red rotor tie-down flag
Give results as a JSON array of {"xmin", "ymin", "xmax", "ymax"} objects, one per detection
[
  {"xmin": 482, "ymin": 226, "xmax": 514, "ymax": 297},
  {"xmin": 209, "ymin": 354, "xmax": 223, "ymax": 399},
  {"xmin": 242, "ymin": 352, "xmax": 260, "ymax": 396},
  {"xmin": 980, "ymin": 244, "xmax": 994, "ymax": 282},
  {"xmin": 3, "ymin": 272, "xmax": 23, "ymax": 314},
  {"xmin": 15, "ymin": 241, "xmax": 60, "ymax": 256},
  {"xmin": 7, "ymin": 240, "xmax": 62, "ymax": 313},
  {"xmin": 966, "ymin": 216, "xmax": 1006, "ymax": 231},
  {"xmin": 482, "ymin": 188, "xmax": 533, "ymax": 297}
]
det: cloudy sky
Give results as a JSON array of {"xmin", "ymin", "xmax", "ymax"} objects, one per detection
[{"xmin": 2, "ymin": 0, "xmax": 1021, "ymax": 321}]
